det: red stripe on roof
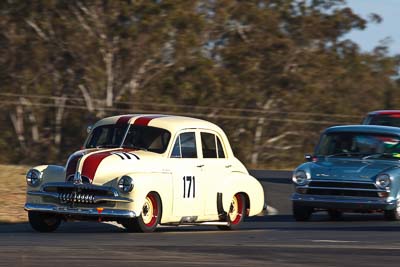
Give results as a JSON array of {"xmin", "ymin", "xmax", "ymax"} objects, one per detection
[
  {"xmin": 81, "ymin": 152, "xmax": 111, "ymax": 182},
  {"xmin": 116, "ymin": 115, "xmax": 135, "ymax": 126},
  {"xmin": 134, "ymin": 115, "xmax": 165, "ymax": 126}
]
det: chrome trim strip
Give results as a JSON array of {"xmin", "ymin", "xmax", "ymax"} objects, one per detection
[
  {"xmin": 309, "ymin": 179, "xmax": 376, "ymax": 185},
  {"xmin": 24, "ymin": 203, "xmax": 136, "ymax": 218},
  {"xmin": 297, "ymin": 186, "xmax": 387, "ymax": 192},
  {"xmin": 27, "ymin": 191, "xmax": 133, "ymax": 203},
  {"xmin": 291, "ymin": 193, "xmax": 396, "ymax": 206}
]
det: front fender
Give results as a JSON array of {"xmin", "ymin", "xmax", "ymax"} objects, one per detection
[
  {"xmin": 27, "ymin": 165, "xmax": 65, "ymax": 189},
  {"xmin": 119, "ymin": 172, "xmax": 173, "ymax": 222}
]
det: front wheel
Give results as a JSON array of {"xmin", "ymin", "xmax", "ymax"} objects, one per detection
[
  {"xmin": 292, "ymin": 202, "xmax": 313, "ymax": 221},
  {"xmin": 384, "ymin": 199, "xmax": 400, "ymax": 220},
  {"xmin": 218, "ymin": 193, "xmax": 246, "ymax": 230},
  {"xmin": 327, "ymin": 209, "xmax": 343, "ymax": 221},
  {"xmin": 28, "ymin": 211, "xmax": 61, "ymax": 232},
  {"xmin": 122, "ymin": 192, "xmax": 161, "ymax": 233}
]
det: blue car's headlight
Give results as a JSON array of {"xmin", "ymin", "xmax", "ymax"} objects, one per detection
[
  {"xmin": 292, "ymin": 170, "xmax": 308, "ymax": 186},
  {"xmin": 376, "ymin": 174, "xmax": 391, "ymax": 189}
]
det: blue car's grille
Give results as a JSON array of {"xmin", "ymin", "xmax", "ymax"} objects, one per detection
[
  {"xmin": 309, "ymin": 181, "xmax": 376, "ymax": 190},
  {"xmin": 298, "ymin": 180, "xmax": 382, "ymax": 198}
]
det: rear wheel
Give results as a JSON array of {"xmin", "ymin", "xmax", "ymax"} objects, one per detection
[
  {"xmin": 292, "ymin": 202, "xmax": 313, "ymax": 221},
  {"xmin": 28, "ymin": 211, "xmax": 61, "ymax": 232},
  {"xmin": 218, "ymin": 193, "xmax": 246, "ymax": 230},
  {"xmin": 122, "ymin": 192, "xmax": 161, "ymax": 233}
]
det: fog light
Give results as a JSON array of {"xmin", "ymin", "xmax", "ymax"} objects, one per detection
[
  {"xmin": 296, "ymin": 188, "xmax": 308, "ymax": 194},
  {"xmin": 378, "ymin": 192, "xmax": 389, "ymax": 198}
]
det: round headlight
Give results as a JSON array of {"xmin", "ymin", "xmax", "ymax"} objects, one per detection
[
  {"xmin": 292, "ymin": 170, "xmax": 308, "ymax": 186},
  {"xmin": 26, "ymin": 169, "xmax": 42, "ymax": 187},
  {"xmin": 118, "ymin": 176, "xmax": 134, "ymax": 193},
  {"xmin": 376, "ymin": 174, "xmax": 391, "ymax": 189}
]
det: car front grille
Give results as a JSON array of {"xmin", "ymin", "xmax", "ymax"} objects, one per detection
[
  {"xmin": 42, "ymin": 183, "xmax": 120, "ymax": 205},
  {"xmin": 297, "ymin": 180, "xmax": 383, "ymax": 198}
]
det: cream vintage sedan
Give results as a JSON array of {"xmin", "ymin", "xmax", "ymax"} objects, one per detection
[{"xmin": 25, "ymin": 114, "xmax": 265, "ymax": 232}]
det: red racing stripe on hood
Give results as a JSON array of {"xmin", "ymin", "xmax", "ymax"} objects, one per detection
[
  {"xmin": 65, "ymin": 149, "xmax": 97, "ymax": 181},
  {"xmin": 81, "ymin": 151, "xmax": 112, "ymax": 182},
  {"xmin": 66, "ymin": 154, "xmax": 82, "ymax": 180}
]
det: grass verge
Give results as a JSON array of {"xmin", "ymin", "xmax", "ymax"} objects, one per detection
[{"xmin": 0, "ymin": 164, "xmax": 28, "ymax": 223}]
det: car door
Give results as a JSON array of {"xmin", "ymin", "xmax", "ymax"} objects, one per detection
[
  {"xmin": 199, "ymin": 131, "xmax": 231, "ymax": 215},
  {"xmin": 170, "ymin": 130, "xmax": 205, "ymax": 218}
]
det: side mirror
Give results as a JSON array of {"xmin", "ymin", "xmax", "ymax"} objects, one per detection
[
  {"xmin": 304, "ymin": 154, "xmax": 313, "ymax": 162},
  {"xmin": 87, "ymin": 125, "xmax": 93, "ymax": 134}
]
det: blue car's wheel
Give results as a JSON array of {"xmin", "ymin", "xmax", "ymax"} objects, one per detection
[
  {"xmin": 292, "ymin": 202, "xmax": 313, "ymax": 221},
  {"xmin": 384, "ymin": 203, "xmax": 400, "ymax": 221}
]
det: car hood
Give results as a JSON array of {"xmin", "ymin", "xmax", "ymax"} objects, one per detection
[
  {"xmin": 309, "ymin": 158, "xmax": 399, "ymax": 182},
  {"xmin": 65, "ymin": 148, "xmax": 163, "ymax": 183}
]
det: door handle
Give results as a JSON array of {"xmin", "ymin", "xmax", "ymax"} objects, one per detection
[
  {"xmin": 196, "ymin": 164, "xmax": 204, "ymax": 168},
  {"xmin": 225, "ymin": 165, "xmax": 232, "ymax": 168}
]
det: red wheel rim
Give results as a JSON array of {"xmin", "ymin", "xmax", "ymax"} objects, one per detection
[
  {"xmin": 230, "ymin": 194, "xmax": 243, "ymax": 225},
  {"xmin": 142, "ymin": 194, "xmax": 158, "ymax": 227}
]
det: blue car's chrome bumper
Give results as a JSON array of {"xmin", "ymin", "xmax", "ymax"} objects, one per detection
[{"xmin": 291, "ymin": 193, "xmax": 397, "ymax": 210}]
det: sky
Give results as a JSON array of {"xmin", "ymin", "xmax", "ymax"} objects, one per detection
[{"xmin": 345, "ymin": 0, "xmax": 400, "ymax": 55}]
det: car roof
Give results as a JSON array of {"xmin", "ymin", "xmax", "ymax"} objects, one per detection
[
  {"xmin": 324, "ymin": 125, "xmax": 400, "ymax": 136},
  {"xmin": 93, "ymin": 114, "xmax": 224, "ymax": 133},
  {"xmin": 367, "ymin": 110, "xmax": 400, "ymax": 115}
]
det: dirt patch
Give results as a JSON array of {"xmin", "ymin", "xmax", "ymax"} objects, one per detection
[{"xmin": 0, "ymin": 165, "xmax": 28, "ymax": 223}]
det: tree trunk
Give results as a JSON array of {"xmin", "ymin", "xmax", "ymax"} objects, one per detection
[
  {"xmin": 10, "ymin": 102, "xmax": 25, "ymax": 149},
  {"xmin": 250, "ymin": 100, "xmax": 273, "ymax": 166}
]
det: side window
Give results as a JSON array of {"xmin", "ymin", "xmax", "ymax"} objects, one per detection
[
  {"xmin": 201, "ymin": 133, "xmax": 217, "ymax": 158},
  {"xmin": 171, "ymin": 132, "xmax": 197, "ymax": 158},
  {"xmin": 216, "ymin": 137, "xmax": 226, "ymax": 158}
]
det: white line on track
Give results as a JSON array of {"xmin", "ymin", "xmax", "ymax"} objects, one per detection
[
  {"xmin": 266, "ymin": 205, "xmax": 278, "ymax": 215},
  {"xmin": 311, "ymin": 240, "xmax": 359, "ymax": 243}
]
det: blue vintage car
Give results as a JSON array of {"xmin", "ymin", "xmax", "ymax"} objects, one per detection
[{"xmin": 292, "ymin": 125, "xmax": 400, "ymax": 221}]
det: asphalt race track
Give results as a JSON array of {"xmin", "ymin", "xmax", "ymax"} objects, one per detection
[{"xmin": 1, "ymin": 171, "xmax": 400, "ymax": 267}]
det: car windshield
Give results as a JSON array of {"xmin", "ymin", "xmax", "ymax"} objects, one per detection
[
  {"xmin": 86, "ymin": 124, "xmax": 171, "ymax": 153},
  {"xmin": 122, "ymin": 125, "xmax": 171, "ymax": 153},
  {"xmin": 315, "ymin": 132, "xmax": 400, "ymax": 159},
  {"xmin": 364, "ymin": 114, "xmax": 400, "ymax": 127},
  {"xmin": 86, "ymin": 124, "xmax": 129, "ymax": 148}
]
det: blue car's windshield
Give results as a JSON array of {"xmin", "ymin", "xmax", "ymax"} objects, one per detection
[{"xmin": 315, "ymin": 132, "xmax": 400, "ymax": 159}]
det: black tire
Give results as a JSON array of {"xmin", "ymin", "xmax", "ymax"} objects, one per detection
[
  {"xmin": 218, "ymin": 193, "xmax": 246, "ymax": 231},
  {"xmin": 28, "ymin": 211, "xmax": 61, "ymax": 232},
  {"xmin": 327, "ymin": 209, "xmax": 343, "ymax": 221},
  {"xmin": 292, "ymin": 202, "xmax": 313, "ymax": 221},
  {"xmin": 384, "ymin": 209, "xmax": 400, "ymax": 221},
  {"xmin": 122, "ymin": 192, "xmax": 161, "ymax": 233}
]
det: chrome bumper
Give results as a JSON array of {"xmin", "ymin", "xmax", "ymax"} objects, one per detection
[
  {"xmin": 291, "ymin": 193, "xmax": 397, "ymax": 210},
  {"xmin": 24, "ymin": 203, "xmax": 136, "ymax": 218}
]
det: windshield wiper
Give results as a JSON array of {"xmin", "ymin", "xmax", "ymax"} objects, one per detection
[
  {"xmin": 96, "ymin": 145, "xmax": 119, "ymax": 148},
  {"xmin": 362, "ymin": 153, "xmax": 397, "ymax": 160}
]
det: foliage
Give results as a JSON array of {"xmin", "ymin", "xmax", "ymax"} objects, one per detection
[{"xmin": 0, "ymin": 0, "xmax": 399, "ymax": 169}]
